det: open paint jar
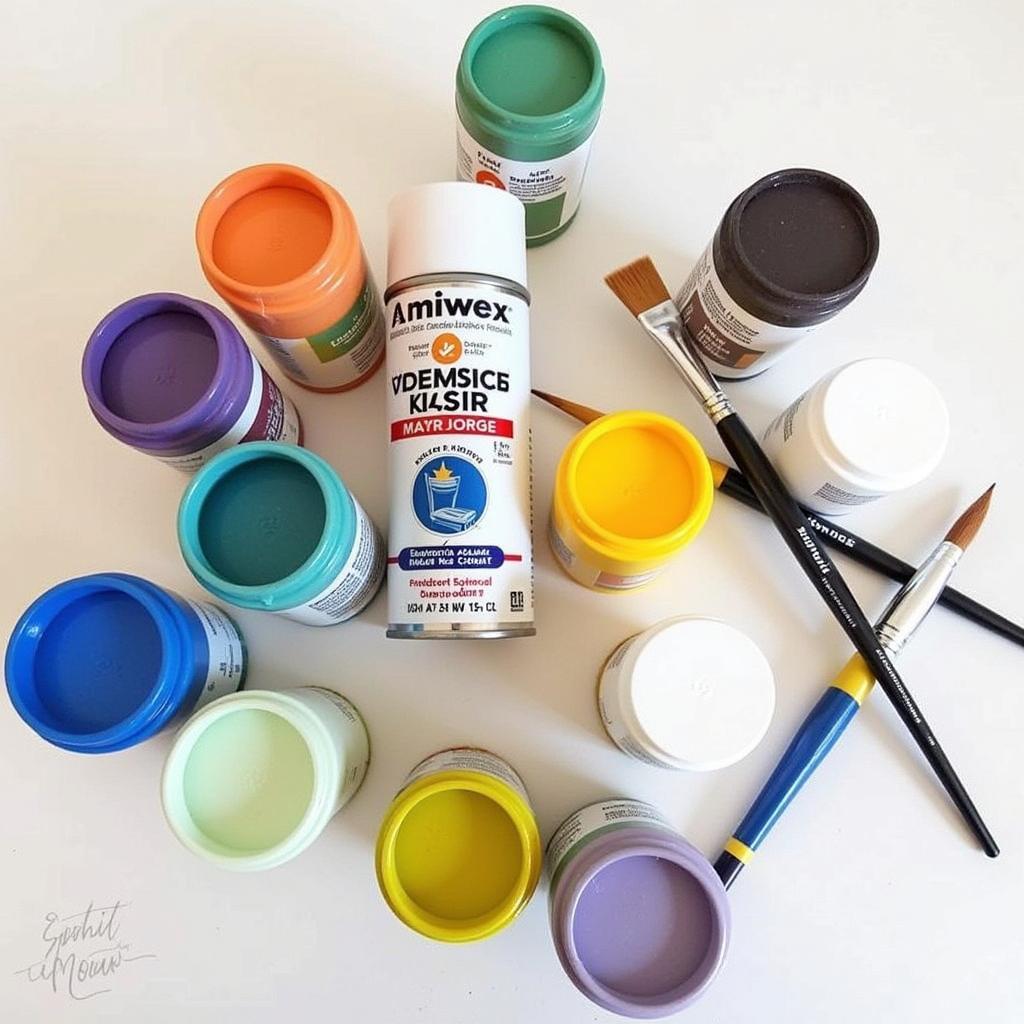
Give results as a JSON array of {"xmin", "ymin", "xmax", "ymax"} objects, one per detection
[
  {"xmin": 376, "ymin": 748, "xmax": 541, "ymax": 941},
  {"xmin": 161, "ymin": 687, "xmax": 369, "ymax": 870},
  {"xmin": 548, "ymin": 799, "xmax": 729, "ymax": 1018},
  {"xmin": 178, "ymin": 443, "xmax": 385, "ymax": 625},
  {"xmin": 5, "ymin": 573, "xmax": 246, "ymax": 754},
  {"xmin": 549, "ymin": 411, "xmax": 714, "ymax": 590},
  {"xmin": 598, "ymin": 616, "xmax": 775, "ymax": 770},
  {"xmin": 82, "ymin": 292, "xmax": 301, "ymax": 471}
]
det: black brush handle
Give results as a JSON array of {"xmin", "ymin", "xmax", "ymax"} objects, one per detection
[
  {"xmin": 716, "ymin": 413, "xmax": 999, "ymax": 857},
  {"xmin": 718, "ymin": 468, "xmax": 1024, "ymax": 649}
]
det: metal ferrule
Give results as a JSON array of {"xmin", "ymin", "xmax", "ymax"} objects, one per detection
[
  {"xmin": 638, "ymin": 302, "xmax": 734, "ymax": 423},
  {"xmin": 875, "ymin": 541, "xmax": 962, "ymax": 656}
]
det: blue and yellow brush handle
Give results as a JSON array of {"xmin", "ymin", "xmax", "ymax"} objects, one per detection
[{"xmin": 714, "ymin": 656, "xmax": 876, "ymax": 888}]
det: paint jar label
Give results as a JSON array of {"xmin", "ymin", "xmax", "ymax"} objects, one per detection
[
  {"xmin": 257, "ymin": 277, "xmax": 385, "ymax": 390},
  {"xmin": 401, "ymin": 747, "xmax": 531, "ymax": 805},
  {"xmin": 675, "ymin": 244, "xmax": 812, "ymax": 379},
  {"xmin": 762, "ymin": 392, "xmax": 886, "ymax": 512},
  {"xmin": 275, "ymin": 499, "xmax": 386, "ymax": 625},
  {"xmin": 302, "ymin": 687, "xmax": 371, "ymax": 802},
  {"xmin": 548, "ymin": 520, "xmax": 663, "ymax": 592},
  {"xmin": 386, "ymin": 282, "xmax": 534, "ymax": 637},
  {"xmin": 547, "ymin": 799, "xmax": 674, "ymax": 888},
  {"xmin": 183, "ymin": 599, "xmax": 247, "ymax": 709},
  {"xmin": 456, "ymin": 117, "xmax": 593, "ymax": 244},
  {"xmin": 151, "ymin": 352, "xmax": 301, "ymax": 472},
  {"xmin": 598, "ymin": 636, "xmax": 676, "ymax": 769}
]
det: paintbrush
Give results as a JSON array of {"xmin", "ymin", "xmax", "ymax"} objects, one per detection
[
  {"xmin": 531, "ymin": 388, "xmax": 1024, "ymax": 649},
  {"xmin": 715, "ymin": 486, "xmax": 996, "ymax": 887},
  {"xmin": 604, "ymin": 256, "xmax": 998, "ymax": 857}
]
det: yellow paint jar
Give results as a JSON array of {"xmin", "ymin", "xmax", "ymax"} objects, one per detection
[
  {"xmin": 375, "ymin": 748, "xmax": 541, "ymax": 942},
  {"xmin": 549, "ymin": 411, "xmax": 714, "ymax": 590}
]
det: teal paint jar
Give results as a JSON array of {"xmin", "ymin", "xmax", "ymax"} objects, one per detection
[
  {"xmin": 178, "ymin": 443, "xmax": 385, "ymax": 626},
  {"xmin": 456, "ymin": 5, "xmax": 605, "ymax": 247}
]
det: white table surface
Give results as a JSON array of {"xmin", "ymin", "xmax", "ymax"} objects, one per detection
[{"xmin": 2, "ymin": 0, "xmax": 1022, "ymax": 1020}]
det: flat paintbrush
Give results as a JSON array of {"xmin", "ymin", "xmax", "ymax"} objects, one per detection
[
  {"xmin": 531, "ymin": 388, "xmax": 1024, "ymax": 649},
  {"xmin": 604, "ymin": 256, "xmax": 998, "ymax": 857},
  {"xmin": 716, "ymin": 486, "xmax": 996, "ymax": 886}
]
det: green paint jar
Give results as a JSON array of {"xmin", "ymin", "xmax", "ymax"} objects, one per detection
[{"xmin": 456, "ymin": 5, "xmax": 605, "ymax": 247}]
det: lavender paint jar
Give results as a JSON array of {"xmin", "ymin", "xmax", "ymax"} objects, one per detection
[
  {"xmin": 83, "ymin": 293, "xmax": 302, "ymax": 472},
  {"xmin": 547, "ymin": 799, "xmax": 729, "ymax": 1018}
]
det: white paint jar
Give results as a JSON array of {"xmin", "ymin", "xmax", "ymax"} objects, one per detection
[
  {"xmin": 598, "ymin": 616, "xmax": 775, "ymax": 771},
  {"xmin": 760, "ymin": 359, "xmax": 949, "ymax": 516}
]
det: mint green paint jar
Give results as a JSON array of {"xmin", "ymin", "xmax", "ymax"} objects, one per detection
[{"xmin": 456, "ymin": 5, "xmax": 605, "ymax": 247}]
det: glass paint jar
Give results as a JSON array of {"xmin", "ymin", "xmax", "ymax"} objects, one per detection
[
  {"xmin": 548, "ymin": 799, "xmax": 730, "ymax": 1018},
  {"xmin": 162, "ymin": 687, "xmax": 369, "ymax": 871},
  {"xmin": 761, "ymin": 358, "xmax": 949, "ymax": 516},
  {"xmin": 376, "ymin": 748, "xmax": 541, "ymax": 942},
  {"xmin": 178, "ymin": 443, "xmax": 385, "ymax": 626},
  {"xmin": 675, "ymin": 168, "xmax": 879, "ymax": 379},
  {"xmin": 549, "ymin": 411, "xmax": 714, "ymax": 591},
  {"xmin": 598, "ymin": 616, "xmax": 775, "ymax": 771},
  {"xmin": 196, "ymin": 163, "xmax": 385, "ymax": 393},
  {"xmin": 5, "ymin": 573, "xmax": 246, "ymax": 754},
  {"xmin": 456, "ymin": 5, "xmax": 604, "ymax": 246},
  {"xmin": 83, "ymin": 293, "xmax": 302, "ymax": 472}
]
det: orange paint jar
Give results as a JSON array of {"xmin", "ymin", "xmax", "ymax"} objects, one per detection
[{"xmin": 196, "ymin": 164, "xmax": 385, "ymax": 393}]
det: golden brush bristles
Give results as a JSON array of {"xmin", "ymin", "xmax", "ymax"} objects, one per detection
[
  {"xmin": 945, "ymin": 484, "xmax": 996, "ymax": 549},
  {"xmin": 604, "ymin": 256, "xmax": 672, "ymax": 316},
  {"xmin": 531, "ymin": 389, "xmax": 604, "ymax": 425}
]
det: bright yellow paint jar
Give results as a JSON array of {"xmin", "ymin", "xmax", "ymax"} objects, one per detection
[
  {"xmin": 375, "ymin": 748, "xmax": 541, "ymax": 942},
  {"xmin": 549, "ymin": 411, "xmax": 715, "ymax": 590}
]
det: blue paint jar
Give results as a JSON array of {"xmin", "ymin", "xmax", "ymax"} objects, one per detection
[
  {"xmin": 5, "ymin": 573, "xmax": 247, "ymax": 754},
  {"xmin": 177, "ymin": 443, "xmax": 385, "ymax": 626}
]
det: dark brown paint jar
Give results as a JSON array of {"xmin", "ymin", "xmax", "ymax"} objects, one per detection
[{"xmin": 675, "ymin": 168, "xmax": 879, "ymax": 379}]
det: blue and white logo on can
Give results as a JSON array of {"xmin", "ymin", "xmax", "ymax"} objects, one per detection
[{"xmin": 412, "ymin": 456, "xmax": 487, "ymax": 535}]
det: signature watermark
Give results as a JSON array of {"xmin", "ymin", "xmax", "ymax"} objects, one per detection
[{"xmin": 14, "ymin": 901, "xmax": 156, "ymax": 1000}]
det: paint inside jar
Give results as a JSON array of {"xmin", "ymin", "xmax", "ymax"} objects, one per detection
[
  {"xmin": 574, "ymin": 425, "xmax": 697, "ymax": 539},
  {"xmin": 211, "ymin": 186, "xmax": 333, "ymax": 287},
  {"xmin": 572, "ymin": 855, "xmax": 715, "ymax": 999},
  {"xmin": 99, "ymin": 311, "xmax": 219, "ymax": 423},
  {"xmin": 394, "ymin": 789, "xmax": 523, "ymax": 921},
  {"xmin": 738, "ymin": 181, "xmax": 871, "ymax": 294},
  {"xmin": 181, "ymin": 708, "xmax": 315, "ymax": 852},
  {"xmin": 31, "ymin": 590, "xmax": 161, "ymax": 733},
  {"xmin": 471, "ymin": 20, "xmax": 593, "ymax": 115},
  {"xmin": 196, "ymin": 457, "xmax": 326, "ymax": 585}
]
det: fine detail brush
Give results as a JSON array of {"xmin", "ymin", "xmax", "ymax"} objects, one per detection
[
  {"xmin": 531, "ymin": 388, "xmax": 1024, "ymax": 649},
  {"xmin": 715, "ymin": 486, "xmax": 997, "ymax": 887},
  {"xmin": 604, "ymin": 256, "xmax": 998, "ymax": 857}
]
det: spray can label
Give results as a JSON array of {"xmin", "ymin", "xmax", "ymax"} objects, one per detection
[{"xmin": 386, "ymin": 283, "xmax": 534, "ymax": 636}]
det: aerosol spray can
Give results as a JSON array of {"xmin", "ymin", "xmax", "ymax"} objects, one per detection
[{"xmin": 385, "ymin": 182, "xmax": 534, "ymax": 638}]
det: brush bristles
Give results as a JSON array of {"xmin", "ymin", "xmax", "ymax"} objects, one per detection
[
  {"xmin": 531, "ymin": 389, "xmax": 605, "ymax": 425},
  {"xmin": 604, "ymin": 257, "xmax": 672, "ymax": 317},
  {"xmin": 945, "ymin": 484, "xmax": 996, "ymax": 549}
]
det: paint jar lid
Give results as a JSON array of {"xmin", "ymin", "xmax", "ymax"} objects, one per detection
[
  {"xmin": 161, "ymin": 689, "xmax": 353, "ymax": 870},
  {"xmin": 178, "ymin": 443, "xmax": 356, "ymax": 612},
  {"xmin": 4, "ymin": 573, "xmax": 193, "ymax": 754},
  {"xmin": 715, "ymin": 168, "xmax": 880, "ymax": 328},
  {"xmin": 82, "ymin": 293, "xmax": 254, "ymax": 455},
  {"xmin": 810, "ymin": 358, "xmax": 949, "ymax": 491},
  {"xmin": 455, "ymin": 5, "xmax": 605, "ymax": 159},
  {"xmin": 385, "ymin": 182, "xmax": 528, "ymax": 294},
  {"xmin": 616, "ymin": 617, "xmax": 775, "ymax": 771}
]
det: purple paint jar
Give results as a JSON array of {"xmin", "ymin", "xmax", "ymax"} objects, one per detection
[
  {"xmin": 83, "ymin": 293, "xmax": 303, "ymax": 472},
  {"xmin": 547, "ymin": 799, "xmax": 729, "ymax": 1018}
]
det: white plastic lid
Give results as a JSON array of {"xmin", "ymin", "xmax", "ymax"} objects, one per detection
[
  {"xmin": 817, "ymin": 358, "xmax": 949, "ymax": 489},
  {"xmin": 386, "ymin": 182, "xmax": 528, "ymax": 292},
  {"xmin": 624, "ymin": 617, "xmax": 775, "ymax": 771}
]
